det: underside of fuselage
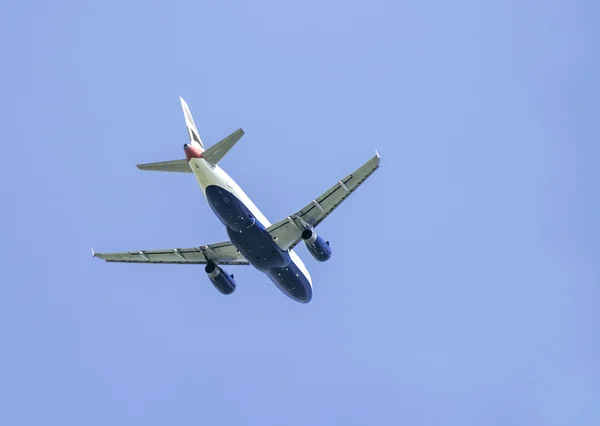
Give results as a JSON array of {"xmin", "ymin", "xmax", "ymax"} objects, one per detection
[{"xmin": 204, "ymin": 184, "xmax": 313, "ymax": 303}]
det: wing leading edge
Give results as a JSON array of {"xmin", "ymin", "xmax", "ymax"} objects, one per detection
[
  {"xmin": 93, "ymin": 241, "xmax": 249, "ymax": 265},
  {"xmin": 267, "ymin": 152, "xmax": 380, "ymax": 251}
]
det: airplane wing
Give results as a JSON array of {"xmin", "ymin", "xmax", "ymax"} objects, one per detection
[
  {"xmin": 267, "ymin": 152, "xmax": 380, "ymax": 251},
  {"xmin": 93, "ymin": 241, "xmax": 249, "ymax": 265}
]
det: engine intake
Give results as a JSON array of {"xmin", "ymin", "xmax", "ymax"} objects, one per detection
[
  {"xmin": 205, "ymin": 262, "xmax": 236, "ymax": 295},
  {"xmin": 302, "ymin": 228, "xmax": 332, "ymax": 262}
]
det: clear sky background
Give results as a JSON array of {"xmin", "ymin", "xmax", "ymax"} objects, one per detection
[{"xmin": 1, "ymin": 0, "xmax": 599, "ymax": 425}]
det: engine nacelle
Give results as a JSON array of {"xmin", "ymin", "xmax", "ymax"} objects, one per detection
[
  {"xmin": 205, "ymin": 262, "xmax": 236, "ymax": 295},
  {"xmin": 302, "ymin": 229, "xmax": 332, "ymax": 262}
]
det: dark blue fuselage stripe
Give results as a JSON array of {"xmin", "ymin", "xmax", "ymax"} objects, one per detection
[{"xmin": 204, "ymin": 185, "xmax": 312, "ymax": 303}]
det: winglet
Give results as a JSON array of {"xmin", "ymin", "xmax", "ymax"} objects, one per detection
[
  {"xmin": 91, "ymin": 248, "xmax": 96, "ymax": 257},
  {"xmin": 374, "ymin": 150, "xmax": 381, "ymax": 166}
]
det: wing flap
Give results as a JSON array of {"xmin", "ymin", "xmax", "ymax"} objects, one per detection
[{"xmin": 267, "ymin": 152, "xmax": 380, "ymax": 250}]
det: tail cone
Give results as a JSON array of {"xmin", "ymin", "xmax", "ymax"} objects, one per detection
[{"xmin": 184, "ymin": 143, "xmax": 203, "ymax": 161}]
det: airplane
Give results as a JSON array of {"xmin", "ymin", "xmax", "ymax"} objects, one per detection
[{"xmin": 92, "ymin": 97, "xmax": 380, "ymax": 303}]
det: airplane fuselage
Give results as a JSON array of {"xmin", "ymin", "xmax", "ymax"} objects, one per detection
[{"xmin": 187, "ymin": 153, "xmax": 313, "ymax": 303}]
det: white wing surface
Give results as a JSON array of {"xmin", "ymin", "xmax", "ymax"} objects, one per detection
[
  {"xmin": 267, "ymin": 152, "xmax": 380, "ymax": 251},
  {"xmin": 93, "ymin": 241, "xmax": 248, "ymax": 265}
]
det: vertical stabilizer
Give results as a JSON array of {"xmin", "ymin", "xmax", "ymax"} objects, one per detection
[{"xmin": 180, "ymin": 97, "xmax": 204, "ymax": 150}]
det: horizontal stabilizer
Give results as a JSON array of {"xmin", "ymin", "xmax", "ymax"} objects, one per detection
[
  {"xmin": 136, "ymin": 159, "xmax": 192, "ymax": 173},
  {"xmin": 202, "ymin": 128, "xmax": 244, "ymax": 165}
]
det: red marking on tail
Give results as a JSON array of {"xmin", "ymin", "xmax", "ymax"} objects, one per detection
[{"xmin": 184, "ymin": 144, "xmax": 203, "ymax": 161}]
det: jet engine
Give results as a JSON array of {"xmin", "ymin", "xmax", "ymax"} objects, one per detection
[
  {"xmin": 302, "ymin": 228, "xmax": 332, "ymax": 262},
  {"xmin": 205, "ymin": 262, "xmax": 236, "ymax": 295}
]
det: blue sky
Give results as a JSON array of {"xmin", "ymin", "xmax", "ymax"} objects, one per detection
[{"xmin": 1, "ymin": 0, "xmax": 599, "ymax": 424}]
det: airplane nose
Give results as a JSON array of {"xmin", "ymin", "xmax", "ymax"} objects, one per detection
[
  {"xmin": 183, "ymin": 144, "xmax": 189, "ymax": 149},
  {"xmin": 293, "ymin": 284, "xmax": 312, "ymax": 303},
  {"xmin": 288, "ymin": 279, "xmax": 312, "ymax": 303}
]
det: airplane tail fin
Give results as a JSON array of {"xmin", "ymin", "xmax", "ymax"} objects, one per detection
[
  {"xmin": 178, "ymin": 97, "xmax": 244, "ymax": 166},
  {"xmin": 180, "ymin": 97, "xmax": 204, "ymax": 150}
]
